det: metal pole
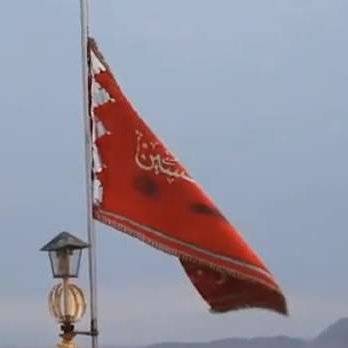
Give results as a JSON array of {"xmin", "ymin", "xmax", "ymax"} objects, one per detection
[
  {"xmin": 63, "ymin": 277, "xmax": 70, "ymax": 319},
  {"xmin": 79, "ymin": 1, "xmax": 99, "ymax": 348}
]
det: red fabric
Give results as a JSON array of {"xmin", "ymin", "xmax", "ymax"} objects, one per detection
[{"xmin": 89, "ymin": 39, "xmax": 287, "ymax": 315}]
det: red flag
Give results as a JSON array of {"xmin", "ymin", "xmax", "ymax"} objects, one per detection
[{"xmin": 88, "ymin": 39, "xmax": 287, "ymax": 315}]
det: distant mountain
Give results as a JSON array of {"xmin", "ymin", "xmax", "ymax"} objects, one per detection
[
  {"xmin": 144, "ymin": 318, "xmax": 348, "ymax": 348},
  {"xmin": 27, "ymin": 319, "xmax": 348, "ymax": 348},
  {"xmin": 311, "ymin": 317, "xmax": 348, "ymax": 347},
  {"xmin": 147, "ymin": 336, "xmax": 305, "ymax": 348},
  {"xmin": 20, "ymin": 318, "xmax": 348, "ymax": 348}
]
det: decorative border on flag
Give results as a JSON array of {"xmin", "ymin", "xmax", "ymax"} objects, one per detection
[{"xmin": 94, "ymin": 208, "xmax": 282, "ymax": 293}]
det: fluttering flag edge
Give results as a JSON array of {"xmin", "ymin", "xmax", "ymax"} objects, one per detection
[{"xmin": 94, "ymin": 208, "xmax": 288, "ymax": 315}]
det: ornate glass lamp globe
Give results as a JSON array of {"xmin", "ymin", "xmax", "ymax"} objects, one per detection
[{"xmin": 41, "ymin": 232, "xmax": 89, "ymax": 278}]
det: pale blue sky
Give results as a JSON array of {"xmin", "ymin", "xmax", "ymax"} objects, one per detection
[{"xmin": 0, "ymin": 0, "xmax": 347, "ymax": 346}]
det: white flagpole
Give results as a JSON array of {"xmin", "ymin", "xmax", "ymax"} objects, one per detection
[{"xmin": 79, "ymin": 1, "xmax": 99, "ymax": 348}]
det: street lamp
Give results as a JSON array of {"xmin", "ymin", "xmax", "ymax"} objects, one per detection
[{"xmin": 41, "ymin": 232, "xmax": 89, "ymax": 348}]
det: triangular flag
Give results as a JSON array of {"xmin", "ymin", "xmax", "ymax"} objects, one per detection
[{"xmin": 88, "ymin": 38, "xmax": 287, "ymax": 315}]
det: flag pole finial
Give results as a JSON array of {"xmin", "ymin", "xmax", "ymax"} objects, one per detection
[{"xmin": 80, "ymin": 0, "xmax": 99, "ymax": 348}]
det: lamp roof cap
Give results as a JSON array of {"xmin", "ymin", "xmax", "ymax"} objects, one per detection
[{"xmin": 40, "ymin": 232, "xmax": 89, "ymax": 251}]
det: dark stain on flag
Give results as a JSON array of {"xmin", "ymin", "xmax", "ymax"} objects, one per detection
[
  {"xmin": 190, "ymin": 203, "xmax": 226, "ymax": 220},
  {"xmin": 134, "ymin": 175, "xmax": 159, "ymax": 198}
]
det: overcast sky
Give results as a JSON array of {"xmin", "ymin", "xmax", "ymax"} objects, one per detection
[{"xmin": 0, "ymin": 0, "xmax": 348, "ymax": 346}]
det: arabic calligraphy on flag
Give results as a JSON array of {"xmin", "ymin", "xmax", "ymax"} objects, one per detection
[
  {"xmin": 134, "ymin": 130, "xmax": 193, "ymax": 184},
  {"xmin": 88, "ymin": 38, "xmax": 288, "ymax": 315}
]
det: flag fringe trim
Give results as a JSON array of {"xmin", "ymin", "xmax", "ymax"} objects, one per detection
[
  {"xmin": 94, "ymin": 208, "xmax": 287, "ymax": 315},
  {"xmin": 96, "ymin": 209, "xmax": 273, "ymax": 280}
]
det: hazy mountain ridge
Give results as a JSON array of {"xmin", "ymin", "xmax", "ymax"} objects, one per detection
[
  {"xmin": 19, "ymin": 319, "xmax": 347, "ymax": 348},
  {"xmin": 143, "ymin": 318, "xmax": 348, "ymax": 348}
]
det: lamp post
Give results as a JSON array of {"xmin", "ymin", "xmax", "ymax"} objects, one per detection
[{"xmin": 41, "ymin": 232, "xmax": 90, "ymax": 348}]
